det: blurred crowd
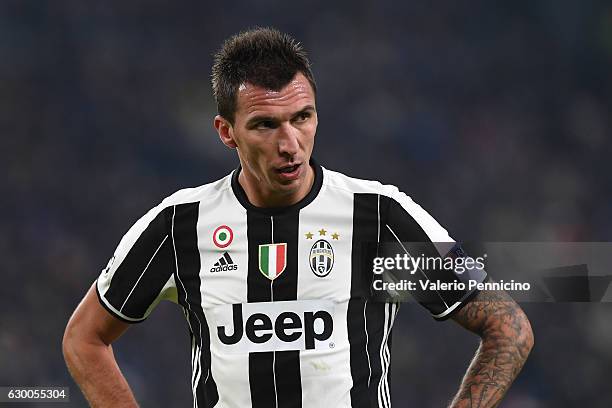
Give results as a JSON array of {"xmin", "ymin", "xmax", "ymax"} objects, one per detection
[{"xmin": 1, "ymin": 0, "xmax": 611, "ymax": 406}]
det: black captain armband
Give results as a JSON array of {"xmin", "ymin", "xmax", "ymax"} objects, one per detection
[{"xmin": 369, "ymin": 242, "xmax": 489, "ymax": 320}]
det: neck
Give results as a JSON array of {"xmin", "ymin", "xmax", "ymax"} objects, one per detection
[{"xmin": 238, "ymin": 164, "xmax": 315, "ymax": 208}]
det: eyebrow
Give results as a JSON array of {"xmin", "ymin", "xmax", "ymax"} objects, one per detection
[
  {"xmin": 245, "ymin": 105, "xmax": 316, "ymax": 128},
  {"xmin": 292, "ymin": 105, "xmax": 316, "ymax": 118}
]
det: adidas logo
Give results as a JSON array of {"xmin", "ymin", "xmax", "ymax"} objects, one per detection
[{"xmin": 210, "ymin": 252, "xmax": 238, "ymax": 273}]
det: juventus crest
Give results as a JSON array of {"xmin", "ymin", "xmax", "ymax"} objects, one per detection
[{"xmin": 309, "ymin": 239, "xmax": 334, "ymax": 277}]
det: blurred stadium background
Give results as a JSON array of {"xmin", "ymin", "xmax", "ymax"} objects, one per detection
[{"xmin": 1, "ymin": 0, "xmax": 611, "ymax": 406}]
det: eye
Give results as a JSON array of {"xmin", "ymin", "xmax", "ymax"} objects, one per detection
[
  {"xmin": 256, "ymin": 120, "xmax": 276, "ymax": 129},
  {"xmin": 294, "ymin": 112, "xmax": 311, "ymax": 122}
]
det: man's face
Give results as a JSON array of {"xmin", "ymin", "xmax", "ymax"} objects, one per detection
[{"xmin": 215, "ymin": 73, "xmax": 318, "ymax": 206}]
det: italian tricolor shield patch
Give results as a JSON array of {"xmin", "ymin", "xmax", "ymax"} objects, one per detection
[{"xmin": 258, "ymin": 243, "xmax": 287, "ymax": 280}]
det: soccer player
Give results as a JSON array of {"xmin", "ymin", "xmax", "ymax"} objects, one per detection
[{"xmin": 62, "ymin": 28, "xmax": 534, "ymax": 408}]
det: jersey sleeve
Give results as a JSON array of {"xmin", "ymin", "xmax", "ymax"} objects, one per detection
[
  {"xmin": 380, "ymin": 186, "xmax": 487, "ymax": 321},
  {"xmin": 96, "ymin": 204, "xmax": 178, "ymax": 323}
]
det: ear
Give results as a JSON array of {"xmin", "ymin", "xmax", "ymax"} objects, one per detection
[{"xmin": 214, "ymin": 115, "xmax": 237, "ymax": 149}]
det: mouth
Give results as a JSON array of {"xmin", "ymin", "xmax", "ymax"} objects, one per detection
[
  {"xmin": 275, "ymin": 163, "xmax": 302, "ymax": 180},
  {"xmin": 277, "ymin": 163, "xmax": 300, "ymax": 173}
]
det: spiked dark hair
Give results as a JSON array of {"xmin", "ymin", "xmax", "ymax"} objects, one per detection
[{"xmin": 211, "ymin": 27, "xmax": 317, "ymax": 124}]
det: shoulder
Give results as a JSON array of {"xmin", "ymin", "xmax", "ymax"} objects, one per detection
[
  {"xmin": 103, "ymin": 173, "xmax": 234, "ymax": 268},
  {"xmin": 322, "ymin": 166, "xmax": 453, "ymax": 242},
  {"xmin": 160, "ymin": 173, "xmax": 233, "ymax": 208},
  {"xmin": 322, "ymin": 166, "xmax": 416, "ymax": 203},
  {"xmin": 133, "ymin": 173, "xmax": 233, "ymax": 224},
  {"xmin": 322, "ymin": 166, "xmax": 394, "ymax": 195}
]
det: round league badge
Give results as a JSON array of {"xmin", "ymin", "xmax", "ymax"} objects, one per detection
[{"xmin": 213, "ymin": 225, "xmax": 233, "ymax": 248}]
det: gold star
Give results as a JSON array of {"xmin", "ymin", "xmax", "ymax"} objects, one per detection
[
  {"xmin": 305, "ymin": 232, "xmax": 314, "ymax": 239},
  {"xmin": 318, "ymin": 228, "xmax": 327, "ymax": 236},
  {"xmin": 331, "ymin": 233, "xmax": 339, "ymax": 240}
]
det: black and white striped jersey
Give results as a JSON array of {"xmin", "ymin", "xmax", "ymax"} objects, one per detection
[{"xmin": 96, "ymin": 161, "xmax": 487, "ymax": 408}]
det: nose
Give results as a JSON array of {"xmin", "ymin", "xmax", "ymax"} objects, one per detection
[{"xmin": 277, "ymin": 123, "xmax": 299, "ymax": 157}]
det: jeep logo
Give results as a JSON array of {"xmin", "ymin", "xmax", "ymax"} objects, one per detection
[{"xmin": 213, "ymin": 300, "xmax": 335, "ymax": 353}]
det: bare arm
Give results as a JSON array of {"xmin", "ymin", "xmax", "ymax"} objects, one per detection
[
  {"xmin": 448, "ymin": 286, "xmax": 534, "ymax": 408},
  {"xmin": 62, "ymin": 283, "xmax": 139, "ymax": 408}
]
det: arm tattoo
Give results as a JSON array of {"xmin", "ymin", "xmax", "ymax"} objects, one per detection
[{"xmin": 448, "ymin": 287, "xmax": 534, "ymax": 408}]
